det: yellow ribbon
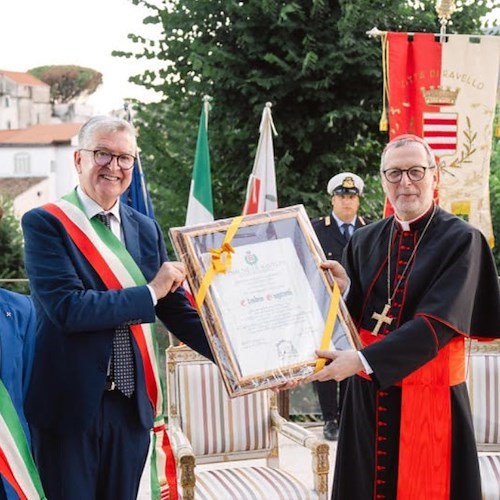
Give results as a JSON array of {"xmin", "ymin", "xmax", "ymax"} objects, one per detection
[
  {"xmin": 195, "ymin": 216, "xmax": 243, "ymax": 309},
  {"xmin": 209, "ymin": 242, "xmax": 235, "ymax": 273},
  {"xmin": 314, "ymin": 281, "xmax": 341, "ymax": 373}
]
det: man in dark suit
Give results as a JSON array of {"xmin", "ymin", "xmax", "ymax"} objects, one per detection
[
  {"xmin": 311, "ymin": 172, "xmax": 368, "ymax": 440},
  {"xmin": 21, "ymin": 116, "xmax": 213, "ymax": 500}
]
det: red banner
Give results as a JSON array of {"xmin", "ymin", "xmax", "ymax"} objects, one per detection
[{"xmin": 382, "ymin": 32, "xmax": 500, "ymax": 244}]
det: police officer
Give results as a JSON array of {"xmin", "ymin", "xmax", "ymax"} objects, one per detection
[{"xmin": 311, "ymin": 172, "xmax": 369, "ymax": 440}]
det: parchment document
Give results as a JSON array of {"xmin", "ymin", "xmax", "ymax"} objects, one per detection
[{"xmin": 203, "ymin": 238, "xmax": 325, "ymax": 377}]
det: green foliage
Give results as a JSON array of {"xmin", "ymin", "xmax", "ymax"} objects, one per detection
[
  {"xmin": 128, "ymin": 99, "xmax": 194, "ymax": 253},
  {"xmin": 28, "ymin": 65, "xmax": 103, "ymax": 104},
  {"xmin": 117, "ymin": 0, "xmax": 495, "ymax": 239},
  {"xmin": 0, "ymin": 202, "xmax": 29, "ymax": 293},
  {"xmin": 490, "ymin": 137, "xmax": 500, "ymax": 269}
]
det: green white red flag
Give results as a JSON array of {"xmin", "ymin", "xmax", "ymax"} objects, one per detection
[
  {"xmin": 186, "ymin": 96, "xmax": 214, "ymax": 225},
  {"xmin": 242, "ymin": 102, "xmax": 278, "ymax": 215},
  {"xmin": 183, "ymin": 96, "xmax": 214, "ymax": 308}
]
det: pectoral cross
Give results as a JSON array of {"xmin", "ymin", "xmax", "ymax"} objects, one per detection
[{"xmin": 371, "ymin": 303, "xmax": 393, "ymax": 336}]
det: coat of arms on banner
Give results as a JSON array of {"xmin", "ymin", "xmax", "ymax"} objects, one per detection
[{"xmin": 423, "ymin": 111, "xmax": 458, "ymax": 157}]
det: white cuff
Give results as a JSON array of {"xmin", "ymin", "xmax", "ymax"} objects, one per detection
[
  {"xmin": 358, "ymin": 351, "xmax": 373, "ymax": 374},
  {"xmin": 147, "ymin": 284, "xmax": 158, "ymax": 306},
  {"xmin": 342, "ymin": 277, "xmax": 351, "ymax": 299}
]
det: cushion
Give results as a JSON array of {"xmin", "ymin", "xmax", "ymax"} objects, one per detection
[
  {"xmin": 175, "ymin": 361, "xmax": 272, "ymax": 456},
  {"xmin": 194, "ymin": 465, "xmax": 316, "ymax": 500},
  {"xmin": 467, "ymin": 354, "xmax": 500, "ymax": 445},
  {"xmin": 478, "ymin": 455, "xmax": 500, "ymax": 500}
]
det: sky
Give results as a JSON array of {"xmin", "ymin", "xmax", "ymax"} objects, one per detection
[
  {"xmin": 2, "ymin": 0, "xmax": 162, "ymax": 114},
  {"xmin": 3, "ymin": 1, "xmax": 499, "ymax": 116}
]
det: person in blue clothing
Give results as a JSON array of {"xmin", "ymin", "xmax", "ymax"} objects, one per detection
[
  {"xmin": 21, "ymin": 116, "xmax": 213, "ymax": 500},
  {"xmin": 0, "ymin": 205, "xmax": 37, "ymax": 500}
]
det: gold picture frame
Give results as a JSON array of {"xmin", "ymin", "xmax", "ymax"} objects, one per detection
[{"xmin": 169, "ymin": 204, "xmax": 361, "ymax": 397}]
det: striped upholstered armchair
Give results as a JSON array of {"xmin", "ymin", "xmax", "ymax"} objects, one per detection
[
  {"xmin": 466, "ymin": 340, "xmax": 500, "ymax": 500},
  {"xmin": 165, "ymin": 345, "xmax": 330, "ymax": 500}
]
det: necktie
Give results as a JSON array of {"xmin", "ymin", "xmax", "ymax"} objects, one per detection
[
  {"xmin": 341, "ymin": 223, "xmax": 352, "ymax": 241},
  {"xmin": 96, "ymin": 212, "xmax": 135, "ymax": 397}
]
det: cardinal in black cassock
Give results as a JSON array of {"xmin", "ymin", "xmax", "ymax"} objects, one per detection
[
  {"xmin": 309, "ymin": 135, "xmax": 500, "ymax": 500},
  {"xmin": 334, "ymin": 204, "xmax": 500, "ymax": 500}
]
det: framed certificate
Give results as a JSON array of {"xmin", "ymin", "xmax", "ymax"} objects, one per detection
[{"xmin": 169, "ymin": 205, "xmax": 360, "ymax": 397}]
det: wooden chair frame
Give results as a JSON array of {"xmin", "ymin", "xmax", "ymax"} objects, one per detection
[
  {"xmin": 466, "ymin": 339, "xmax": 500, "ymax": 500},
  {"xmin": 165, "ymin": 345, "xmax": 330, "ymax": 499}
]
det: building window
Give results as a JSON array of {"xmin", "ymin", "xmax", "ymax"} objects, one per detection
[
  {"xmin": 4, "ymin": 96, "xmax": 10, "ymax": 107},
  {"xmin": 14, "ymin": 153, "xmax": 31, "ymax": 174}
]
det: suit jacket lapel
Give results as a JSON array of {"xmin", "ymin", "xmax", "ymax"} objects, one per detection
[{"xmin": 121, "ymin": 206, "xmax": 141, "ymax": 263}]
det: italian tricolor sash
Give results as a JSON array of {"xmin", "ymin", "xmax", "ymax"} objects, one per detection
[
  {"xmin": 44, "ymin": 191, "xmax": 177, "ymax": 500},
  {"xmin": 0, "ymin": 380, "xmax": 46, "ymax": 499}
]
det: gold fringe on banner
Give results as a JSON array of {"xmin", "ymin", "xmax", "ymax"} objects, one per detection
[{"xmin": 379, "ymin": 32, "xmax": 389, "ymax": 132}]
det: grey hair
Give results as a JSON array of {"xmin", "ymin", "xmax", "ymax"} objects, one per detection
[
  {"xmin": 380, "ymin": 136, "xmax": 437, "ymax": 172},
  {"xmin": 77, "ymin": 116, "xmax": 137, "ymax": 152}
]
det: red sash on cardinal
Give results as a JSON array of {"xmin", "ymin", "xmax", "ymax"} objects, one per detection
[
  {"xmin": 44, "ymin": 191, "xmax": 177, "ymax": 500},
  {"xmin": 359, "ymin": 328, "xmax": 465, "ymax": 500}
]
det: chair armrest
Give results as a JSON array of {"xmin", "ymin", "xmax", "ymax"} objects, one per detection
[
  {"xmin": 271, "ymin": 409, "xmax": 322, "ymax": 449},
  {"xmin": 168, "ymin": 424, "xmax": 196, "ymax": 500},
  {"xmin": 477, "ymin": 444, "xmax": 500, "ymax": 453},
  {"xmin": 271, "ymin": 409, "xmax": 330, "ymax": 498}
]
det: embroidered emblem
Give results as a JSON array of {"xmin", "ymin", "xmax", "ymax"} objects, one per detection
[{"xmin": 244, "ymin": 251, "xmax": 258, "ymax": 266}]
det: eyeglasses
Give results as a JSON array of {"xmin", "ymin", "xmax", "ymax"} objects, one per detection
[
  {"xmin": 382, "ymin": 166, "xmax": 435, "ymax": 183},
  {"xmin": 80, "ymin": 149, "xmax": 136, "ymax": 170}
]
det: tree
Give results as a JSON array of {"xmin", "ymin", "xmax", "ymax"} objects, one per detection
[
  {"xmin": 490, "ymin": 136, "xmax": 500, "ymax": 268},
  {"xmin": 28, "ymin": 65, "xmax": 103, "ymax": 105},
  {"xmin": 0, "ymin": 202, "xmax": 29, "ymax": 293},
  {"xmin": 117, "ymin": 0, "xmax": 496, "ymax": 236}
]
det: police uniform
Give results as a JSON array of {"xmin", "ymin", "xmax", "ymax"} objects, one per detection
[{"xmin": 311, "ymin": 172, "xmax": 369, "ymax": 441}]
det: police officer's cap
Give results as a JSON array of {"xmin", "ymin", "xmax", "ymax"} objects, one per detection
[{"xmin": 327, "ymin": 172, "xmax": 364, "ymax": 196}]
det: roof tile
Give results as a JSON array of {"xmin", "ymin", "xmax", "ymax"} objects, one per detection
[
  {"xmin": 0, "ymin": 123, "xmax": 82, "ymax": 145},
  {"xmin": 0, "ymin": 69, "xmax": 50, "ymax": 87}
]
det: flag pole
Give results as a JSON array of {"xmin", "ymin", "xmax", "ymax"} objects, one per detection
[
  {"xmin": 436, "ymin": 0, "xmax": 456, "ymax": 42},
  {"xmin": 203, "ymin": 94, "xmax": 210, "ymax": 130},
  {"xmin": 367, "ymin": 0, "xmax": 458, "ymax": 42}
]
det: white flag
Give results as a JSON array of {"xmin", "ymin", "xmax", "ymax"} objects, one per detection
[{"xmin": 242, "ymin": 102, "xmax": 278, "ymax": 214}]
